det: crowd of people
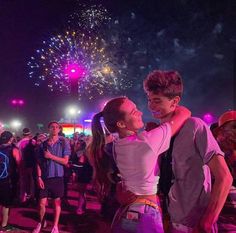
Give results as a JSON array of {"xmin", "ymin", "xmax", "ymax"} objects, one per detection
[
  {"xmin": 0, "ymin": 69, "xmax": 235, "ymax": 233},
  {"xmin": 0, "ymin": 123, "xmax": 93, "ymax": 233}
]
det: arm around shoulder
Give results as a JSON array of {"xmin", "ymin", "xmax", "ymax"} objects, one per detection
[{"xmin": 169, "ymin": 106, "xmax": 191, "ymax": 136}]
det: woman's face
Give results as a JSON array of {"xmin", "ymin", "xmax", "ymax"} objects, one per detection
[{"xmin": 118, "ymin": 99, "xmax": 144, "ymax": 133}]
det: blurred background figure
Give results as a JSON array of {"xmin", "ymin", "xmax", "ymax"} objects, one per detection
[
  {"xmin": 217, "ymin": 110, "xmax": 236, "ymax": 232},
  {"xmin": 17, "ymin": 128, "xmax": 36, "ymax": 204},
  {"xmin": 0, "ymin": 131, "xmax": 20, "ymax": 231},
  {"xmin": 75, "ymin": 139, "xmax": 93, "ymax": 215}
]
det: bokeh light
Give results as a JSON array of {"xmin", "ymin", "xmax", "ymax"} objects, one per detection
[{"xmin": 203, "ymin": 113, "xmax": 215, "ymax": 125}]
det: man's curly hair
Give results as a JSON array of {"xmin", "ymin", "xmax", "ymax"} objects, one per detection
[{"xmin": 143, "ymin": 70, "xmax": 183, "ymax": 99}]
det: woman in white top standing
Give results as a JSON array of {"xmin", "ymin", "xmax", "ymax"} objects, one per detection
[{"xmin": 90, "ymin": 97, "xmax": 190, "ymax": 233}]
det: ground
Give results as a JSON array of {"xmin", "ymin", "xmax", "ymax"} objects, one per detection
[{"xmin": 2, "ymin": 183, "xmax": 111, "ymax": 233}]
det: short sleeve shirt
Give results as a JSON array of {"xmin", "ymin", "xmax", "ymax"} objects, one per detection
[
  {"xmin": 168, "ymin": 117, "xmax": 224, "ymax": 227},
  {"xmin": 38, "ymin": 137, "xmax": 71, "ymax": 179},
  {"xmin": 114, "ymin": 123, "xmax": 171, "ymax": 195}
]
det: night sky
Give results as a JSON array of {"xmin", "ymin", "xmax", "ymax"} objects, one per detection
[{"xmin": 0, "ymin": 0, "xmax": 235, "ymax": 133}]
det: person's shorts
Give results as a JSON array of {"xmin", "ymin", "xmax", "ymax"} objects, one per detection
[
  {"xmin": 39, "ymin": 177, "xmax": 64, "ymax": 199},
  {"xmin": 0, "ymin": 178, "xmax": 14, "ymax": 207}
]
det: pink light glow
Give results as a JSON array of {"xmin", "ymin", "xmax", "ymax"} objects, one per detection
[
  {"xmin": 18, "ymin": 100, "xmax": 24, "ymax": 105},
  {"xmin": 11, "ymin": 99, "xmax": 25, "ymax": 106},
  {"xmin": 203, "ymin": 113, "xmax": 214, "ymax": 125},
  {"xmin": 65, "ymin": 64, "xmax": 86, "ymax": 79},
  {"xmin": 12, "ymin": 100, "xmax": 17, "ymax": 105}
]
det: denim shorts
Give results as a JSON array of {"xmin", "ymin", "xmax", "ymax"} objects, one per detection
[{"xmin": 112, "ymin": 203, "xmax": 164, "ymax": 233}]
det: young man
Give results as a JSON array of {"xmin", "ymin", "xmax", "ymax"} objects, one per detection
[
  {"xmin": 216, "ymin": 111, "xmax": 236, "ymax": 232},
  {"xmin": 143, "ymin": 70, "xmax": 232, "ymax": 233},
  {"xmin": 17, "ymin": 128, "xmax": 36, "ymax": 204},
  {"xmin": 0, "ymin": 131, "xmax": 20, "ymax": 231},
  {"xmin": 33, "ymin": 122, "xmax": 71, "ymax": 233}
]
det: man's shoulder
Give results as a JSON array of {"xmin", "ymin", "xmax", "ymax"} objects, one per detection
[
  {"xmin": 58, "ymin": 137, "xmax": 71, "ymax": 154},
  {"xmin": 180, "ymin": 117, "xmax": 206, "ymax": 130},
  {"xmin": 17, "ymin": 138, "xmax": 29, "ymax": 146}
]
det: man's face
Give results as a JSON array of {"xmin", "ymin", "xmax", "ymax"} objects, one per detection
[
  {"xmin": 73, "ymin": 133, "xmax": 79, "ymax": 140},
  {"xmin": 48, "ymin": 123, "xmax": 60, "ymax": 136},
  {"xmin": 147, "ymin": 91, "xmax": 178, "ymax": 120}
]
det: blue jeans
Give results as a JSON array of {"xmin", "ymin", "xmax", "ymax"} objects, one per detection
[{"xmin": 112, "ymin": 203, "xmax": 164, "ymax": 233}]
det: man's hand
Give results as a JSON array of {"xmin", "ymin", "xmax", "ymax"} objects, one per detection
[
  {"xmin": 37, "ymin": 177, "xmax": 45, "ymax": 189},
  {"xmin": 44, "ymin": 150, "xmax": 52, "ymax": 159}
]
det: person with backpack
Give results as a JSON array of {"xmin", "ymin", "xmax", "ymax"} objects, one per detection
[
  {"xmin": 32, "ymin": 121, "xmax": 71, "ymax": 233},
  {"xmin": 17, "ymin": 128, "xmax": 36, "ymax": 204},
  {"xmin": 0, "ymin": 131, "xmax": 20, "ymax": 231}
]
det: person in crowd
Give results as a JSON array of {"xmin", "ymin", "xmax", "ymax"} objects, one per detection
[
  {"xmin": 216, "ymin": 110, "xmax": 236, "ymax": 232},
  {"xmin": 142, "ymin": 70, "xmax": 232, "ymax": 233},
  {"xmin": 17, "ymin": 128, "xmax": 36, "ymax": 204},
  {"xmin": 0, "ymin": 131, "xmax": 20, "ymax": 231},
  {"xmin": 32, "ymin": 121, "xmax": 71, "ymax": 233},
  {"xmin": 35, "ymin": 133, "xmax": 48, "ymax": 145},
  {"xmin": 210, "ymin": 122, "xmax": 220, "ymax": 139},
  {"xmin": 75, "ymin": 139, "xmax": 93, "ymax": 215},
  {"xmin": 69, "ymin": 132, "xmax": 80, "ymax": 185},
  {"xmin": 90, "ymin": 96, "xmax": 190, "ymax": 233}
]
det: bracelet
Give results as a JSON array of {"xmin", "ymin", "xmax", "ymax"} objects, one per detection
[{"xmin": 37, "ymin": 176, "xmax": 42, "ymax": 178}]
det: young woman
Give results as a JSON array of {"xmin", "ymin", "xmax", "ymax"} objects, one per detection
[{"xmin": 90, "ymin": 97, "xmax": 190, "ymax": 233}]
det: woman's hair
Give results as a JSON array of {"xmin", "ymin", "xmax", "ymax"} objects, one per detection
[{"xmin": 90, "ymin": 97, "xmax": 127, "ymax": 199}]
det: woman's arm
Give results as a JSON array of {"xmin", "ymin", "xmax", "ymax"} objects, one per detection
[{"xmin": 169, "ymin": 106, "xmax": 191, "ymax": 136}]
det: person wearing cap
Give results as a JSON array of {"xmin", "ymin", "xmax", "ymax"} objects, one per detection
[
  {"xmin": 17, "ymin": 127, "xmax": 36, "ymax": 204},
  {"xmin": 33, "ymin": 121, "xmax": 71, "ymax": 233},
  {"xmin": 216, "ymin": 111, "xmax": 236, "ymax": 232},
  {"xmin": 0, "ymin": 131, "xmax": 20, "ymax": 231}
]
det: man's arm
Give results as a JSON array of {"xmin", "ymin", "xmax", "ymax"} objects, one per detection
[
  {"xmin": 44, "ymin": 150, "xmax": 69, "ymax": 165},
  {"xmin": 36, "ymin": 163, "xmax": 42, "ymax": 177},
  {"xmin": 12, "ymin": 147, "xmax": 21, "ymax": 166},
  {"xmin": 195, "ymin": 155, "xmax": 232, "ymax": 233},
  {"xmin": 36, "ymin": 163, "xmax": 45, "ymax": 189}
]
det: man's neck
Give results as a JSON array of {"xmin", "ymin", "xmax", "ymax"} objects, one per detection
[
  {"xmin": 159, "ymin": 111, "xmax": 175, "ymax": 123},
  {"xmin": 49, "ymin": 135, "xmax": 59, "ymax": 142}
]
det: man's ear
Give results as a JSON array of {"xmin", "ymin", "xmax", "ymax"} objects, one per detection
[
  {"xmin": 117, "ymin": 120, "xmax": 126, "ymax": 129},
  {"xmin": 171, "ymin": 96, "xmax": 180, "ymax": 107}
]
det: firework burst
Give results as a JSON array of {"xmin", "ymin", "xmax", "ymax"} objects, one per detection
[
  {"xmin": 68, "ymin": 4, "xmax": 111, "ymax": 33},
  {"xmin": 28, "ymin": 31, "xmax": 130, "ymax": 99}
]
